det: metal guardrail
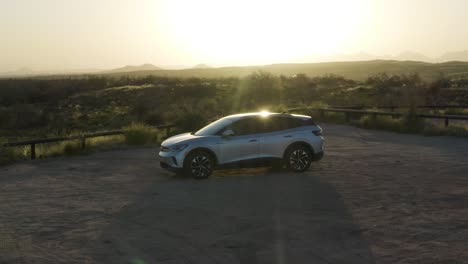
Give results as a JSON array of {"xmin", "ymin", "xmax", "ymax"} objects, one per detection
[
  {"xmin": 1, "ymin": 124, "xmax": 175, "ymax": 160},
  {"xmin": 287, "ymin": 107, "xmax": 468, "ymax": 127}
]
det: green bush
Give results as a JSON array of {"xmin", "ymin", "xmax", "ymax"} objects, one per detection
[
  {"xmin": 144, "ymin": 111, "xmax": 164, "ymax": 126},
  {"xmin": 174, "ymin": 112, "xmax": 207, "ymax": 133},
  {"xmin": 400, "ymin": 112, "xmax": 425, "ymax": 133},
  {"xmin": 0, "ymin": 146, "xmax": 16, "ymax": 165},
  {"xmin": 124, "ymin": 123, "xmax": 158, "ymax": 145},
  {"xmin": 63, "ymin": 142, "xmax": 84, "ymax": 156},
  {"xmin": 269, "ymin": 104, "xmax": 288, "ymax": 113},
  {"xmin": 320, "ymin": 111, "xmax": 347, "ymax": 124},
  {"xmin": 423, "ymin": 124, "xmax": 468, "ymax": 137},
  {"xmin": 355, "ymin": 115, "xmax": 402, "ymax": 132}
]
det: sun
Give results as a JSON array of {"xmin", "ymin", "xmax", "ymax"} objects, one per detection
[{"xmin": 158, "ymin": 0, "xmax": 371, "ymax": 65}]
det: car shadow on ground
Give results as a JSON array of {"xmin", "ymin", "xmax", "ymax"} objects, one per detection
[{"xmin": 92, "ymin": 168, "xmax": 376, "ymax": 264}]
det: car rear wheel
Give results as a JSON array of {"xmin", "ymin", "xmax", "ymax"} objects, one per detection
[
  {"xmin": 184, "ymin": 151, "xmax": 214, "ymax": 179},
  {"xmin": 286, "ymin": 145, "xmax": 312, "ymax": 172}
]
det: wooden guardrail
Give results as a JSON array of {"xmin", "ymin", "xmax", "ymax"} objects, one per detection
[
  {"xmin": 330, "ymin": 105, "xmax": 468, "ymax": 110},
  {"xmin": 3, "ymin": 107, "xmax": 468, "ymax": 161},
  {"xmin": 1, "ymin": 124, "xmax": 175, "ymax": 160},
  {"xmin": 287, "ymin": 107, "xmax": 468, "ymax": 128}
]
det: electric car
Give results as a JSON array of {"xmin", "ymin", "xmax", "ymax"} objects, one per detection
[{"xmin": 159, "ymin": 112, "xmax": 324, "ymax": 179}]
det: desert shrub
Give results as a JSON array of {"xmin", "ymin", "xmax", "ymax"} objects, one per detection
[
  {"xmin": 0, "ymin": 146, "xmax": 16, "ymax": 165},
  {"xmin": 443, "ymin": 108, "xmax": 467, "ymax": 115},
  {"xmin": 0, "ymin": 105, "xmax": 42, "ymax": 130},
  {"xmin": 174, "ymin": 112, "xmax": 207, "ymax": 133},
  {"xmin": 320, "ymin": 111, "xmax": 347, "ymax": 124},
  {"xmin": 144, "ymin": 111, "xmax": 164, "ymax": 126},
  {"xmin": 124, "ymin": 123, "xmax": 158, "ymax": 145},
  {"xmin": 62, "ymin": 142, "xmax": 84, "ymax": 155},
  {"xmin": 400, "ymin": 111, "xmax": 425, "ymax": 133},
  {"xmin": 270, "ymin": 104, "xmax": 289, "ymax": 113},
  {"xmin": 423, "ymin": 124, "xmax": 468, "ymax": 137},
  {"xmin": 355, "ymin": 115, "xmax": 402, "ymax": 132},
  {"xmin": 238, "ymin": 71, "xmax": 282, "ymax": 109}
]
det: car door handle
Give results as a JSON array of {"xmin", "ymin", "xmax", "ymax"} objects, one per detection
[
  {"xmin": 283, "ymin": 135, "xmax": 292, "ymax": 138},
  {"xmin": 249, "ymin": 139, "xmax": 257, "ymax": 142}
]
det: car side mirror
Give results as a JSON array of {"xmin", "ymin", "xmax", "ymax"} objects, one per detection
[{"xmin": 222, "ymin": 129, "xmax": 235, "ymax": 137}]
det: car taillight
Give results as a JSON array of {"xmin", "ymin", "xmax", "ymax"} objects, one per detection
[{"xmin": 312, "ymin": 130, "xmax": 322, "ymax": 136}]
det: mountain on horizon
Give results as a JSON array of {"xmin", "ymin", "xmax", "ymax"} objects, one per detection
[
  {"xmin": 394, "ymin": 51, "xmax": 431, "ymax": 62},
  {"xmin": 0, "ymin": 67, "xmax": 101, "ymax": 77},
  {"xmin": 301, "ymin": 50, "xmax": 464, "ymax": 63},
  {"xmin": 4, "ymin": 50, "xmax": 468, "ymax": 78},
  {"xmin": 438, "ymin": 50, "xmax": 468, "ymax": 62},
  {"xmin": 105, "ymin": 63, "xmax": 162, "ymax": 73},
  {"xmin": 0, "ymin": 67, "xmax": 34, "ymax": 77},
  {"xmin": 192, "ymin": 64, "xmax": 211, "ymax": 69}
]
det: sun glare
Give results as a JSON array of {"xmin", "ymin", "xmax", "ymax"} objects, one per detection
[{"xmin": 159, "ymin": 0, "xmax": 371, "ymax": 65}]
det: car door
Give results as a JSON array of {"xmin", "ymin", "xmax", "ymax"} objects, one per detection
[
  {"xmin": 216, "ymin": 117, "xmax": 260, "ymax": 164},
  {"xmin": 257, "ymin": 116, "xmax": 297, "ymax": 158}
]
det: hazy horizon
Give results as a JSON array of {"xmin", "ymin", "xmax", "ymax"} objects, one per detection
[{"xmin": 2, "ymin": 0, "xmax": 468, "ymax": 73}]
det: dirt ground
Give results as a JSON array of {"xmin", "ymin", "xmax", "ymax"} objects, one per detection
[{"xmin": 1, "ymin": 124, "xmax": 467, "ymax": 264}]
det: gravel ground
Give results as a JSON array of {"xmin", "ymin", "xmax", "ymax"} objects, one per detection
[{"xmin": 1, "ymin": 124, "xmax": 467, "ymax": 264}]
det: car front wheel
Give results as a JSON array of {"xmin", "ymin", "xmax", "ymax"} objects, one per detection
[
  {"xmin": 286, "ymin": 145, "xmax": 312, "ymax": 172},
  {"xmin": 184, "ymin": 151, "xmax": 214, "ymax": 179}
]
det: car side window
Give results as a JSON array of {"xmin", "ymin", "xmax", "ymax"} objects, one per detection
[
  {"xmin": 280, "ymin": 117, "xmax": 304, "ymax": 130},
  {"xmin": 261, "ymin": 116, "xmax": 303, "ymax": 133},
  {"xmin": 259, "ymin": 116, "xmax": 282, "ymax": 133},
  {"xmin": 228, "ymin": 118, "xmax": 259, "ymax": 136}
]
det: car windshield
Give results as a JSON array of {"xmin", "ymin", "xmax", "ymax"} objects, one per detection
[{"xmin": 194, "ymin": 117, "xmax": 233, "ymax": 136}]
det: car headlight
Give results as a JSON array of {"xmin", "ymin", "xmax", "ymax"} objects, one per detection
[{"xmin": 168, "ymin": 144, "xmax": 188, "ymax": 152}]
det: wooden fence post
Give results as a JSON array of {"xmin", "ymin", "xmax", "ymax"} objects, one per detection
[
  {"xmin": 81, "ymin": 136, "xmax": 86, "ymax": 149},
  {"xmin": 445, "ymin": 118, "xmax": 449, "ymax": 128},
  {"xmin": 31, "ymin": 144, "xmax": 36, "ymax": 160}
]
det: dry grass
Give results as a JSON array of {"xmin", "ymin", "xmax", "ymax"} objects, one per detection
[
  {"xmin": 0, "ymin": 128, "xmax": 167, "ymax": 166},
  {"xmin": 315, "ymin": 110, "xmax": 468, "ymax": 137},
  {"xmin": 123, "ymin": 123, "xmax": 159, "ymax": 145}
]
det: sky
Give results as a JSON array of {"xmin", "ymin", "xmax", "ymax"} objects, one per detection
[{"xmin": 1, "ymin": 0, "xmax": 468, "ymax": 72}]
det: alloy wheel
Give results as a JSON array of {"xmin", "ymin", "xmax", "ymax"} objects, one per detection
[
  {"xmin": 190, "ymin": 154, "xmax": 212, "ymax": 178},
  {"xmin": 289, "ymin": 149, "xmax": 311, "ymax": 171}
]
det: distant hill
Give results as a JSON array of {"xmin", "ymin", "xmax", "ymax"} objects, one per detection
[
  {"xmin": 394, "ymin": 51, "xmax": 432, "ymax": 62},
  {"xmin": 6, "ymin": 60, "xmax": 468, "ymax": 81},
  {"xmin": 192, "ymin": 64, "xmax": 211, "ymax": 69},
  {"xmin": 100, "ymin": 60, "xmax": 468, "ymax": 81},
  {"xmin": 105, "ymin": 63, "xmax": 161, "ymax": 74},
  {"xmin": 438, "ymin": 50, "xmax": 468, "ymax": 62},
  {"xmin": 0, "ymin": 67, "xmax": 35, "ymax": 77},
  {"xmin": 0, "ymin": 67, "xmax": 100, "ymax": 78}
]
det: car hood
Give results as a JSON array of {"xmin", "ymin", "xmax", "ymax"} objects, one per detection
[{"xmin": 161, "ymin": 132, "xmax": 200, "ymax": 146}]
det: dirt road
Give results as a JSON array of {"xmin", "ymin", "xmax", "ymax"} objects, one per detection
[{"xmin": 1, "ymin": 125, "xmax": 467, "ymax": 263}]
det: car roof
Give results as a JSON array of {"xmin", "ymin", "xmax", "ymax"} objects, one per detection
[{"xmin": 224, "ymin": 112, "xmax": 311, "ymax": 121}]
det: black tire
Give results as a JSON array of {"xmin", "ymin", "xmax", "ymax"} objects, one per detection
[
  {"xmin": 183, "ymin": 151, "xmax": 214, "ymax": 179},
  {"xmin": 285, "ymin": 144, "xmax": 312, "ymax": 172}
]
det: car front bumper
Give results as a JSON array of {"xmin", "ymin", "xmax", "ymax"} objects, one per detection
[{"xmin": 158, "ymin": 149, "xmax": 186, "ymax": 171}]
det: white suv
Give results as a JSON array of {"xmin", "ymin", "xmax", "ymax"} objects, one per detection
[{"xmin": 159, "ymin": 112, "xmax": 324, "ymax": 179}]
